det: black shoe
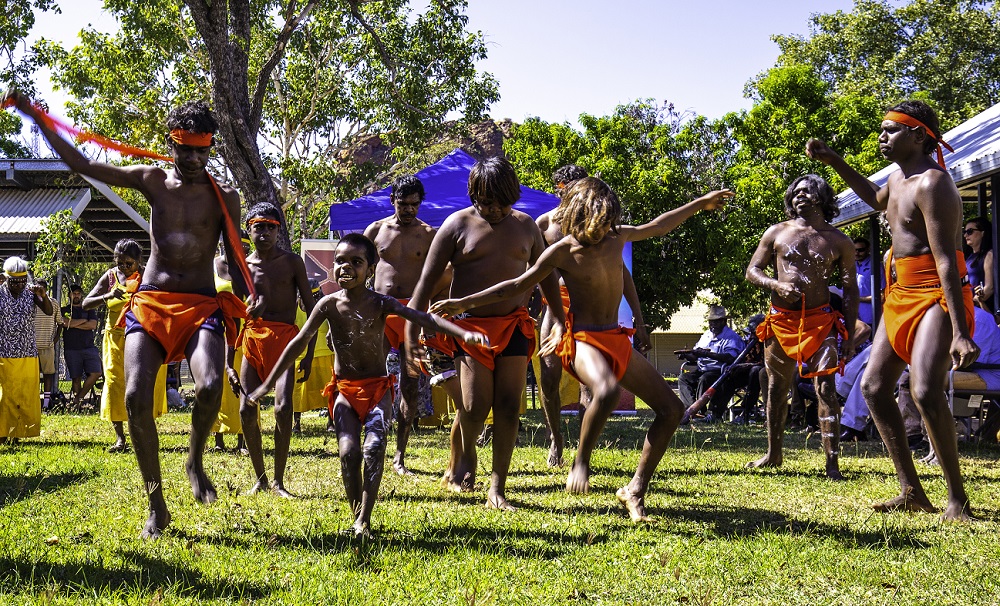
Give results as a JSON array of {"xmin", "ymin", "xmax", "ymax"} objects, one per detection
[{"xmin": 840, "ymin": 427, "xmax": 868, "ymax": 442}]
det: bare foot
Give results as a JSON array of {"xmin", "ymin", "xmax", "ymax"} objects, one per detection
[
  {"xmin": 616, "ymin": 486, "xmax": 652, "ymax": 523},
  {"xmin": 271, "ymin": 482, "xmax": 296, "ymax": 499},
  {"xmin": 393, "ymin": 457, "xmax": 416, "ymax": 477},
  {"xmin": 186, "ymin": 462, "xmax": 217, "ymax": 504},
  {"xmin": 448, "ymin": 471, "xmax": 475, "ymax": 493},
  {"xmin": 825, "ymin": 459, "xmax": 844, "ymax": 481},
  {"xmin": 872, "ymin": 494, "xmax": 937, "ymax": 513},
  {"xmin": 352, "ymin": 521, "xmax": 373, "ymax": 540},
  {"xmin": 486, "ymin": 491, "xmax": 517, "ymax": 511},
  {"xmin": 107, "ymin": 441, "xmax": 128, "ymax": 453},
  {"xmin": 246, "ymin": 479, "xmax": 269, "ymax": 495},
  {"xmin": 940, "ymin": 500, "xmax": 973, "ymax": 522},
  {"xmin": 140, "ymin": 509, "xmax": 171, "ymax": 540},
  {"xmin": 547, "ymin": 438, "xmax": 564, "ymax": 468},
  {"xmin": 746, "ymin": 454, "xmax": 782, "ymax": 469},
  {"xmin": 566, "ymin": 461, "xmax": 590, "ymax": 494}
]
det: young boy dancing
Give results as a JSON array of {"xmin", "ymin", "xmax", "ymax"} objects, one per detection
[
  {"xmin": 432, "ymin": 177, "xmax": 730, "ymax": 521},
  {"xmin": 234, "ymin": 202, "xmax": 315, "ymax": 497},
  {"xmin": 249, "ymin": 234, "xmax": 487, "ymax": 536}
]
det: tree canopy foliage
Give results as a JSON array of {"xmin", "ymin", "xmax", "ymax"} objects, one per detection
[
  {"xmin": 31, "ymin": 0, "xmax": 498, "ymax": 248},
  {"xmin": 0, "ymin": 0, "xmax": 59, "ymax": 156}
]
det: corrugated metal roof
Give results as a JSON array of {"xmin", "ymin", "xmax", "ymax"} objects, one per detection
[
  {"xmin": 0, "ymin": 187, "xmax": 90, "ymax": 234},
  {"xmin": 835, "ymin": 101, "xmax": 1000, "ymax": 226}
]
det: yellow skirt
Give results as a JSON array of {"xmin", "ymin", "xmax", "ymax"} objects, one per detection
[
  {"xmin": 0, "ymin": 357, "xmax": 41, "ymax": 438},
  {"xmin": 293, "ymin": 354, "xmax": 335, "ymax": 413},
  {"xmin": 100, "ymin": 329, "xmax": 168, "ymax": 423},
  {"xmin": 214, "ymin": 348, "xmax": 248, "ymax": 434}
]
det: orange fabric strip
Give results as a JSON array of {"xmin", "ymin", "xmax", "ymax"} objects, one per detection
[
  {"xmin": 556, "ymin": 313, "xmax": 636, "ymax": 382},
  {"xmin": 169, "ymin": 129, "xmax": 213, "ymax": 147},
  {"xmin": 756, "ymin": 301, "xmax": 847, "ymax": 378},
  {"xmin": 883, "ymin": 110, "xmax": 954, "ymax": 169},
  {"xmin": 322, "ymin": 372, "xmax": 396, "ymax": 420},
  {"xmin": 237, "ymin": 319, "xmax": 299, "ymax": 380},
  {"xmin": 449, "ymin": 307, "xmax": 536, "ymax": 371},
  {"xmin": 247, "ymin": 217, "xmax": 281, "ymax": 226},
  {"xmin": 383, "ymin": 298, "xmax": 411, "ymax": 351},
  {"xmin": 883, "ymin": 250, "xmax": 975, "ymax": 363}
]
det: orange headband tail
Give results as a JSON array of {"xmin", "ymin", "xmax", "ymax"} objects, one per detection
[
  {"xmin": 884, "ymin": 110, "xmax": 954, "ymax": 169},
  {"xmin": 3, "ymin": 98, "xmax": 173, "ymax": 162}
]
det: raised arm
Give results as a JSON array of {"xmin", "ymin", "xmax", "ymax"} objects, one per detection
[
  {"xmin": 386, "ymin": 297, "xmax": 486, "ymax": 346},
  {"xmin": 621, "ymin": 189, "xmax": 731, "ymax": 242},
  {"xmin": 806, "ymin": 138, "xmax": 888, "ymax": 211},
  {"xmin": 430, "ymin": 242, "xmax": 566, "ymax": 318},
  {"xmin": 5, "ymin": 89, "xmax": 158, "ymax": 192}
]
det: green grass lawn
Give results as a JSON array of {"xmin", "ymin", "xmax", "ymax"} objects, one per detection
[{"xmin": 3, "ymin": 408, "xmax": 1000, "ymax": 605}]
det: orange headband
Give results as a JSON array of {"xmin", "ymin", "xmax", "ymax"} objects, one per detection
[
  {"xmin": 169, "ymin": 129, "xmax": 213, "ymax": 147},
  {"xmin": 883, "ymin": 111, "xmax": 954, "ymax": 169},
  {"xmin": 248, "ymin": 217, "xmax": 281, "ymax": 227}
]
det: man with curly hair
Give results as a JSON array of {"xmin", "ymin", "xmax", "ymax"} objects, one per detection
[
  {"xmin": 6, "ymin": 90, "xmax": 259, "ymax": 538},
  {"xmin": 745, "ymin": 174, "xmax": 858, "ymax": 480},
  {"xmin": 808, "ymin": 100, "xmax": 977, "ymax": 520}
]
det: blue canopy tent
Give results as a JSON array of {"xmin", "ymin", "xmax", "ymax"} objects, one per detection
[
  {"xmin": 325, "ymin": 147, "xmax": 634, "ymax": 327},
  {"xmin": 328, "ymin": 148, "xmax": 560, "ymax": 231}
]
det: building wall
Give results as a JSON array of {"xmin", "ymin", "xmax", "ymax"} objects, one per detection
[{"xmin": 649, "ymin": 331, "xmax": 702, "ymax": 378}]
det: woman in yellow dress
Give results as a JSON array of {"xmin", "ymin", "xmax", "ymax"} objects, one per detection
[
  {"xmin": 292, "ymin": 281, "xmax": 335, "ymax": 433},
  {"xmin": 83, "ymin": 239, "xmax": 168, "ymax": 452}
]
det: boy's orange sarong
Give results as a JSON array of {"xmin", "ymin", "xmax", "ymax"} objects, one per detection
[
  {"xmin": 541, "ymin": 285, "xmax": 572, "ymax": 316},
  {"xmin": 450, "ymin": 307, "xmax": 536, "ymax": 371},
  {"xmin": 322, "ymin": 372, "xmax": 396, "ymax": 421},
  {"xmin": 383, "ymin": 298, "xmax": 410, "ymax": 351},
  {"xmin": 883, "ymin": 251, "xmax": 975, "ymax": 363},
  {"xmin": 117, "ymin": 288, "xmax": 247, "ymax": 363},
  {"xmin": 555, "ymin": 314, "xmax": 636, "ymax": 382},
  {"xmin": 237, "ymin": 319, "xmax": 299, "ymax": 380},
  {"xmin": 756, "ymin": 302, "xmax": 847, "ymax": 378}
]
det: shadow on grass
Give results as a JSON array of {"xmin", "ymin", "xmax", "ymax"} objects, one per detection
[
  {"xmin": 0, "ymin": 551, "xmax": 270, "ymax": 601},
  {"xmin": 184, "ymin": 520, "xmax": 602, "ymax": 562},
  {"xmin": 654, "ymin": 503, "xmax": 931, "ymax": 550},
  {"xmin": 0, "ymin": 471, "xmax": 94, "ymax": 509},
  {"xmin": 20, "ymin": 438, "xmax": 110, "ymax": 449}
]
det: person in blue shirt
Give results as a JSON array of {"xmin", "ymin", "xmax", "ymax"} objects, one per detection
[
  {"xmin": 853, "ymin": 237, "xmax": 885, "ymax": 328},
  {"xmin": 676, "ymin": 305, "xmax": 744, "ymax": 421}
]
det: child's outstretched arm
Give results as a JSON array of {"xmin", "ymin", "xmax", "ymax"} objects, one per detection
[
  {"xmin": 623, "ymin": 189, "xmax": 732, "ymax": 242},
  {"xmin": 429, "ymin": 243, "xmax": 566, "ymax": 318},
  {"xmin": 247, "ymin": 299, "xmax": 329, "ymax": 401},
  {"xmin": 388, "ymin": 298, "xmax": 489, "ymax": 347}
]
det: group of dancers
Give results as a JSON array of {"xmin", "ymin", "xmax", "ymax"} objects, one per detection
[{"xmin": 3, "ymin": 87, "xmax": 978, "ymax": 540}]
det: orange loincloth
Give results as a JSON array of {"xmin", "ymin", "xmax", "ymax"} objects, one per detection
[
  {"xmin": 883, "ymin": 250, "xmax": 975, "ymax": 363},
  {"xmin": 116, "ymin": 289, "xmax": 247, "ymax": 363},
  {"xmin": 450, "ymin": 307, "xmax": 536, "ymax": 371},
  {"xmin": 383, "ymin": 298, "xmax": 410, "ymax": 351},
  {"xmin": 756, "ymin": 301, "xmax": 847, "ymax": 378},
  {"xmin": 237, "ymin": 319, "xmax": 299, "ymax": 381},
  {"xmin": 541, "ymin": 285, "xmax": 572, "ymax": 316},
  {"xmin": 556, "ymin": 314, "xmax": 635, "ymax": 382},
  {"xmin": 419, "ymin": 332, "xmax": 456, "ymax": 357},
  {"xmin": 322, "ymin": 372, "xmax": 396, "ymax": 421}
]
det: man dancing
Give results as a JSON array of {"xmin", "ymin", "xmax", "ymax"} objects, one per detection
[{"xmin": 807, "ymin": 100, "xmax": 977, "ymax": 519}]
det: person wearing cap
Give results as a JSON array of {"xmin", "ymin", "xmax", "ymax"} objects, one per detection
[
  {"xmin": 676, "ymin": 305, "xmax": 745, "ymax": 421},
  {"xmin": 61, "ymin": 283, "xmax": 103, "ymax": 411},
  {"xmin": 808, "ymin": 100, "xmax": 976, "ymax": 521},
  {"xmin": 0, "ymin": 256, "xmax": 53, "ymax": 443}
]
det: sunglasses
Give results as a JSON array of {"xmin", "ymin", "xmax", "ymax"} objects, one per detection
[{"xmin": 964, "ymin": 228, "xmax": 982, "ymax": 235}]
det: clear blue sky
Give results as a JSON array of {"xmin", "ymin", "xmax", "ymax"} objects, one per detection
[{"xmin": 28, "ymin": 0, "xmax": 856, "ymax": 124}]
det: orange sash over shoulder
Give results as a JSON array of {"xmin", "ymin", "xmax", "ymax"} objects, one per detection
[
  {"xmin": 556, "ymin": 313, "xmax": 635, "ymax": 382},
  {"xmin": 756, "ymin": 301, "xmax": 847, "ymax": 378},
  {"xmin": 883, "ymin": 250, "xmax": 975, "ymax": 363},
  {"xmin": 450, "ymin": 307, "xmax": 536, "ymax": 371},
  {"xmin": 116, "ymin": 290, "xmax": 247, "ymax": 363},
  {"xmin": 383, "ymin": 298, "xmax": 410, "ymax": 351},
  {"xmin": 237, "ymin": 319, "xmax": 299, "ymax": 380},
  {"xmin": 322, "ymin": 372, "xmax": 396, "ymax": 421}
]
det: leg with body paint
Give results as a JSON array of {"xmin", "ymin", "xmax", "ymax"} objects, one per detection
[
  {"xmin": 815, "ymin": 374, "xmax": 843, "ymax": 480},
  {"xmin": 748, "ymin": 339, "xmax": 796, "ymax": 469},
  {"xmin": 354, "ymin": 393, "xmax": 392, "ymax": 537},
  {"xmin": 333, "ymin": 395, "xmax": 363, "ymax": 530}
]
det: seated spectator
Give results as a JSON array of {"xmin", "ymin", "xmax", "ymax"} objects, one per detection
[
  {"xmin": 676, "ymin": 305, "xmax": 745, "ymax": 421},
  {"xmin": 726, "ymin": 314, "xmax": 766, "ymax": 424},
  {"xmin": 60, "ymin": 284, "xmax": 102, "ymax": 410}
]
